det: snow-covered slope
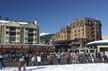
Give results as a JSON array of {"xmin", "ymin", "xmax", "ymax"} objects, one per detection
[
  {"xmin": 40, "ymin": 33, "xmax": 50, "ymax": 36},
  {"xmin": 1, "ymin": 63, "xmax": 108, "ymax": 71}
]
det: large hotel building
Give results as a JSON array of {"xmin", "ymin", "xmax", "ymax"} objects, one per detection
[
  {"xmin": 0, "ymin": 19, "xmax": 39, "ymax": 45},
  {"xmin": 0, "ymin": 19, "xmax": 54, "ymax": 53},
  {"xmin": 54, "ymin": 17, "xmax": 102, "ymax": 51}
]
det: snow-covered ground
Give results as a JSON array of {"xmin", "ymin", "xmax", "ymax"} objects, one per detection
[{"xmin": 1, "ymin": 63, "xmax": 108, "ymax": 71}]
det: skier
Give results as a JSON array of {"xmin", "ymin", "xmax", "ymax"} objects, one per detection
[
  {"xmin": 0, "ymin": 52, "xmax": 4, "ymax": 70},
  {"xmin": 72, "ymin": 52, "xmax": 77, "ymax": 64},
  {"xmin": 102, "ymin": 52, "xmax": 108, "ymax": 63},
  {"xmin": 18, "ymin": 55, "xmax": 26, "ymax": 71},
  {"xmin": 25, "ymin": 54, "xmax": 29, "ymax": 66},
  {"xmin": 37, "ymin": 55, "xmax": 41, "ymax": 65},
  {"xmin": 66, "ymin": 52, "xmax": 71, "ymax": 64},
  {"xmin": 49, "ymin": 54, "xmax": 54, "ymax": 65},
  {"xmin": 57, "ymin": 53, "xmax": 61, "ymax": 64},
  {"xmin": 31, "ymin": 55, "xmax": 36, "ymax": 66}
]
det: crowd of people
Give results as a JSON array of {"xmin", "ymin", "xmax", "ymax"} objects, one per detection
[{"xmin": 0, "ymin": 51, "xmax": 108, "ymax": 71}]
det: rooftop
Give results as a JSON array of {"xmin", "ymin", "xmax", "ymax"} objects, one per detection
[
  {"xmin": 86, "ymin": 40, "xmax": 108, "ymax": 46},
  {"xmin": 0, "ymin": 19, "xmax": 38, "ymax": 25}
]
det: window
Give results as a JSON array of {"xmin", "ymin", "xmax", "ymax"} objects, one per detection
[
  {"xmin": 25, "ymin": 28, "xmax": 28, "ymax": 30},
  {"xmin": 17, "ymin": 27, "xmax": 20, "ymax": 29},
  {"xmin": 6, "ymin": 26, "xmax": 9, "ymax": 29},
  {"xmin": 34, "ymin": 29, "xmax": 37, "ymax": 31},
  {"xmin": 75, "ymin": 34, "xmax": 77, "ymax": 36},
  {"xmin": 9, "ymin": 37, "xmax": 16, "ymax": 41},
  {"xmin": 10, "ymin": 32, "xmax": 16, "ymax": 35},
  {"xmin": 74, "ymin": 30, "xmax": 76, "ymax": 33},
  {"xmin": 6, "ymin": 31, "xmax": 9, "ymax": 34},
  {"xmin": 10, "ymin": 27, "xmax": 16, "ymax": 30},
  {"xmin": 82, "ymin": 28, "xmax": 84, "ymax": 31}
]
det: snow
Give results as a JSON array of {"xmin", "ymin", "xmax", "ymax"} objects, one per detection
[
  {"xmin": 86, "ymin": 40, "xmax": 108, "ymax": 45},
  {"xmin": 1, "ymin": 63, "xmax": 108, "ymax": 71},
  {"xmin": 0, "ymin": 20, "xmax": 29, "ymax": 25},
  {"xmin": 0, "ymin": 20, "xmax": 10, "ymax": 23},
  {"xmin": 40, "ymin": 33, "xmax": 50, "ymax": 36},
  {"xmin": 17, "ymin": 22, "xmax": 28, "ymax": 25}
]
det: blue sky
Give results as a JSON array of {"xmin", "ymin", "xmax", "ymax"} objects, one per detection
[{"xmin": 0, "ymin": 0, "xmax": 107, "ymax": 35}]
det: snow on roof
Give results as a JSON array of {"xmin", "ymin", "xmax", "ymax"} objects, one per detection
[
  {"xmin": 86, "ymin": 40, "xmax": 108, "ymax": 45},
  {"xmin": 17, "ymin": 22, "xmax": 29, "ymax": 24},
  {"xmin": 40, "ymin": 33, "xmax": 50, "ymax": 36},
  {"xmin": 0, "ymin": 20, "xmax": 30, "ymax": 25},
  {"xmin": 0, "ymin": 20, "xmax": 10, "ymax": 23}
]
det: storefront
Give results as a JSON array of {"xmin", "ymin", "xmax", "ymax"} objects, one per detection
[
  {"xmin": 0, "ymin": 44, "xmax": 54, "ymax": 54},
  {"xmin": 86, "ymin": 40, "xmax": 108, "ymax": 52}
]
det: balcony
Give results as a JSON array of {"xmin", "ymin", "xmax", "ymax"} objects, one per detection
[
  {"xmin": 9, "ymin": 30, "xmax": 16, "ymax": 32},
  {"xmin": 10, "ymin": 27, "xmax": 16, "ymax": 30},
  {"xmin": 28, "ymin": 33, "xmax": 34, "ymax": 36},
  {"xmin": 28, "ymin": 31, "xmax": 34, "ymax": 34},
  {"xmin": 9, "ymin": 36, "xmax": 16, "ymax": 40},
  {"xmin": 9, "ymin": 32, "xmax": 16, "ymax": 35}
]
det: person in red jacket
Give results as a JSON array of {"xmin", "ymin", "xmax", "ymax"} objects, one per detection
[
  {"xmin": 77, "ymin": 53, "xmax": 80, "ymax": 63},
  {"xmin": 49, "ymin": 54, "xmax": 54, "ymax": 65},
  {"xmin": 66, "ymin": 52, "xmax": 71, "ymax": 64}
]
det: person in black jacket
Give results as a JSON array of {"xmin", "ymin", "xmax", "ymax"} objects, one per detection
[
  {"xmin": 0, "ymin": 52, "xmax": 4, "ymax": 70},
  {"xmin": 103, "ymin": 52, "xmax": 108, "ymax": 63},
  {"xmin": 24, "ymin": 54, "xmax": 29, "ymax": 66}
]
